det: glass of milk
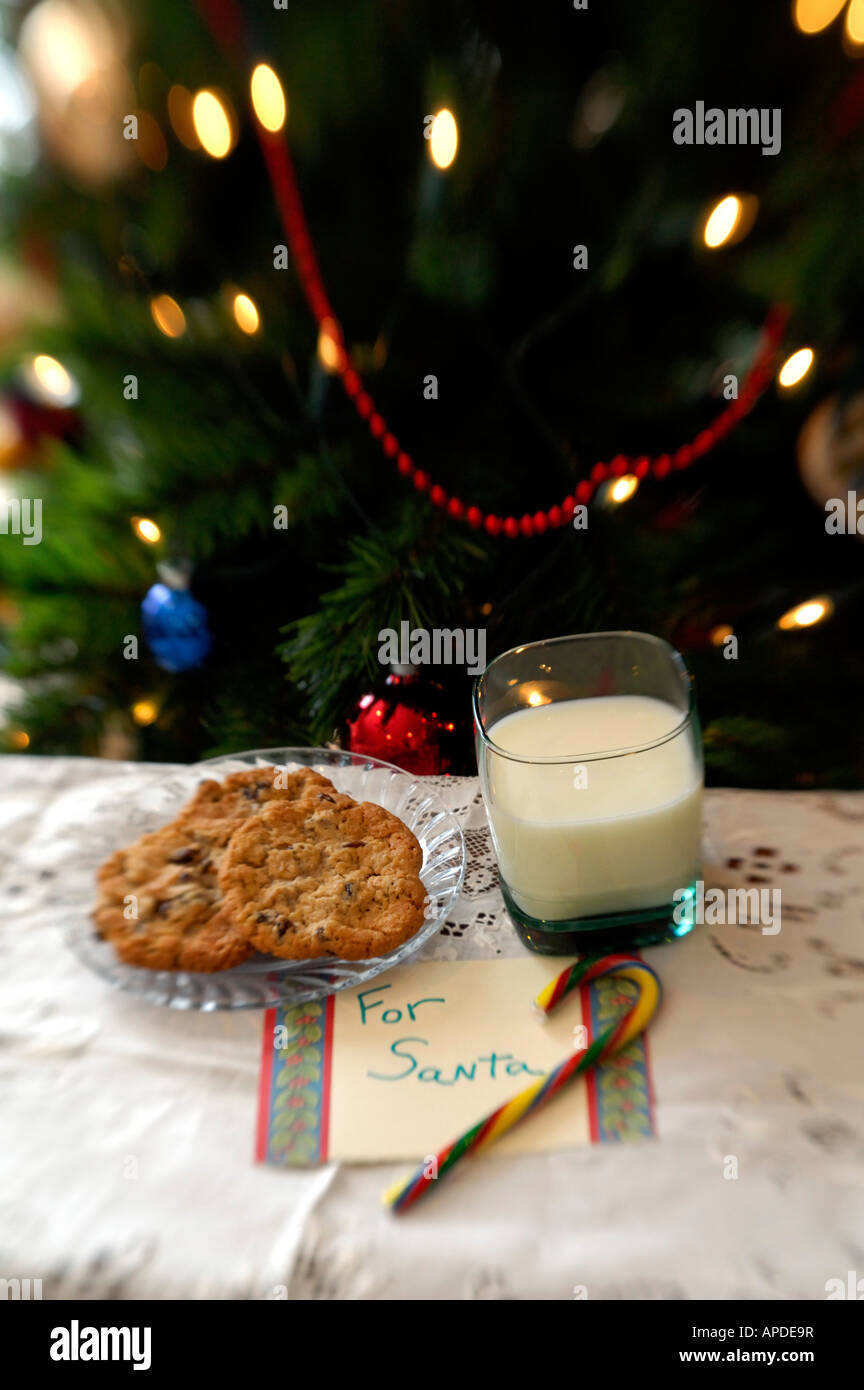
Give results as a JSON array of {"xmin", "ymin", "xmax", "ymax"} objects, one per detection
[{"xmin": 473, "ymin": 632, "xmax": 703, "ymax": 953}]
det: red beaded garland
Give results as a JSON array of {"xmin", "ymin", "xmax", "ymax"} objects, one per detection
[{"xmin": 240, "ymin": 50, "xmax": 790, "ymax": 541}]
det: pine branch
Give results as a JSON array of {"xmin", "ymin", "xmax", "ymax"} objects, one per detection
[{"xmin": 278, "ymin": 500, "xmax": 486, "ymax": 739}]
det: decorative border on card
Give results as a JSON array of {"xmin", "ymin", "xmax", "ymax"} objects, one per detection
[
  {"xmin": 582, "ymin": 975, "xmax": 655, "ymax": 1142},
  {"xmin": 256, "ymin": 998, "xmax": 335, "ymax": 1165}
]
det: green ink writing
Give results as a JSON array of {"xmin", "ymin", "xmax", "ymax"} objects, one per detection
[
  {"xmin": 357, "ymin": 985, "xmax": 445, "ymax": 1026},
  {"xmin": 367, "ymin": 1038, "xmax": 546, "ymax": 1085}
]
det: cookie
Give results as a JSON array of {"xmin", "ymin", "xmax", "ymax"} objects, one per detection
[
  {"xmin": 93, "ymin": 820, "xmax": 252, "ymax": 972},
  {"xmin": 218, "ymin": 797, "xmax": 427, "ymax": 960},
  {"xmin": 93, "ymin": 767, "xmax": 341, "ymax": 972},
  {"xmin": 178, "ymin": 766, "xmax": 337, "ymax": 828}
]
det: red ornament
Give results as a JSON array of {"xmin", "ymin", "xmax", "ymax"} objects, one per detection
[
  {"xmin": 8, "ymin": 389, "xmax": 82, "ymax": 452},
  {"xmin": 342, "ymin": 668, "xmax": 470, "ymax": 775}
]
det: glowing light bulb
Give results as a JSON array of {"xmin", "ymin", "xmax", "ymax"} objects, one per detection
[
  {"xmin": 317, "ymin": 318, "xmax": 343, "ymax": 372},
  {"xmin": 233, "ymin": 292, "xmax": 260, "ymax": 335},
  {"xmin": 777, "ymin": 597, "xmax": 833, "ymax": 630},
  {"xmin": 429, "ymin": 108, "xmax": 458, "ymax": 170},
  {"xmin": 131, "ymin": 699, "xmax": 159, "ymax": 726},
  {"xmin": 778, "ymin": 347, "xmax": 814, "ymax": 388},
  {"xmin": 794, "ymin": 0, "xmax": 847, "ymax": 33},
  {"xmin": 609, "ymin": 474, "xmax": 639, "ymax": 503},
  {"xmin": 150, "ymin": 293, "xmax": 186, "ymax": 338},
  {"xmin": 250, "ymin": 63, "xmax": 286, "ymax": 132},
  {"xmin": 132, "ymin": 516, "xmax": 161, "ymax": 543},
  {"xmin": 709, "ymin": 624, "xmax": 734, "ymax": 647},
  {"xmin": 704, "ymin": 195, "xmax": 742, "ymax": 248},
  {"xmin": 23, "ymin": 353, "xmax": 80, "ymax": 407},
  {"xmin": 9, "ymin": 729, "xmax": 30, "ymax": 749},
  {"xmin": 192, "ymin": 89, "xmax": 233, "ymax": 158},
  {"xmin": 846, "ymin": 0, "xmax": 864, "ymax": 43}
]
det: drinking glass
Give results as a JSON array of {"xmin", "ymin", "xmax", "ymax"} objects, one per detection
[{"xmin": 473, "ymin": 631, "xmax": 703, "ymax": 953}]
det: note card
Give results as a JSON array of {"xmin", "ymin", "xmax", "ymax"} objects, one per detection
[{"xmin": 256, "ymin": 957, "xmax": 655, "ymax": 1166}]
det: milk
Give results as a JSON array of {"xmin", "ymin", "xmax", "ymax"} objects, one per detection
[{"xmin": 484, "ymin": 695, "xmax": 702, "ymax": 921}]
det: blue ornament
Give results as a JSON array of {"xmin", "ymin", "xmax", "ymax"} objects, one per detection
[{"xmin": 141, "ymin": 582, "xmax": 212, "ymax": 672}]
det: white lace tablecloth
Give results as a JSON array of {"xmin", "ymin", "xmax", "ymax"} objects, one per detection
[{"xmin": 2, "ymin": 755, "xmax": 864, "ymax": 1300}]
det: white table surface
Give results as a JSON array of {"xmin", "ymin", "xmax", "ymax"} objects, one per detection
[{"xmin": 2, "ymin": 755, "xmax": 864, "ymax": 1300}]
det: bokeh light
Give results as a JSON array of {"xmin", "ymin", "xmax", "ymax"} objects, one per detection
[
  {"xmin": 777, "ymin": 597, "xmax": 834, "ymax": 630},
  {"xmin": 317, "ymin": 318, "xmax": 344, "ymax": 372},
  {"xmin": 131, "ymin": 699, "xmax": 159, "ymax": 726},
  {"xmin": 703, "ymin": 195, "xmax": 741, "ymax": 248},
  {"xmin": 609, "ymin": 475, "xmax": 639, "ymax": 503},
  {"xmin": 167, "ymin": 84, "xmax": 199, "ymax": 149},
  {"xmin": 192, "ymin": 89, "xmax": 233, "ymax": 158},
  {"xmin": 233, "ymin": 292, "xmax": 260, "ymax": 334},
  {"xmin": 250, "ymin": 64, "xmax": 286, "ymax": 133},
  {"xmin": 793, "ymin": 0, "xmax": 847, "ymax": 34},
  {"xmin": 429, "ymin": 108, "xmax": 458, "ymax": 170},
  {"xmin": 150, "ymin": 293, "xmax": 186, "ymax": 338},
  {"xmin": 23, "ymin": 352, "xmax": 80, "ymax": 406},
  {"xmin": 131, "ymin": 516, "xmax": 161, "ymax": 543},
  {"xmin": 778, "ymin": 347, "xmax": 814, "ymax": 387},
  {"xmin": 846, "ymin": 0, "xmax": 864, "ymax": 42}
]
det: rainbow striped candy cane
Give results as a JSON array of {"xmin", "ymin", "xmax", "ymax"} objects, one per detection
[{"xmin": 383, "ymin": 953, "xmax": 661, "ymax": 1214}]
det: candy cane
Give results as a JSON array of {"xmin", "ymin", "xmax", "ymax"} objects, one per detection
[{"xmin": 383, "ymin": 954, "xmax": 661, "ymax": 1214}]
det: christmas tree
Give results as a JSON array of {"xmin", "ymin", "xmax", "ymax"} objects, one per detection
[{"xmin": 1, "ymin": 0, "xmax": 863, "ymax": 786}]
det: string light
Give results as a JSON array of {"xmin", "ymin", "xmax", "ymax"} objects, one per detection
[
  {"xmin": 793, "ymin": 0, "xmax": 847, "ymax": 33},
  {"xmin": 9, "ymin": 729, "xmax": 30, "ymax": 749},
  {"xmin": 233, "ymin": 292, "xmax": 260, "ymax": 334},
  {"xmin": 703, "ymin": 195, "xmax": 742, "ymax": 248},
  {"xmin": 608, "ymin": 474, "xmax": 639, "ymax": 503},
  {"xmin": 778, "ymin": 346, "xmax": 814, "ymax": 387},
  {"xmin": 22, "ymin": 352, "xmax": 80, "ymax": 406},
  {"xmin": 167, "ymin": 84, "xmax": 199, "ymax": 149},
  {"xmin": 150, "ymin": 293, "xmax": 186, "ymax": 338},
  {"xmin": 131, "ymin": 516, "xmax": 161, "ymax": 543},
  {"xmin": 846, "ymin": 0, "xmax": 864, "ymax": 42},
  {"xmin": 196, "ymin": 0, "xmax": 786, "ymax": 541},
  {"xmin": 710, "ymin": 624, "xmax": 734, "ymax": 646},
  {"xmin": 250, "ymin": 63, "xmax": 286, "ymax": 133},
  {"xmin": 317, "ymin": 317, "xmax": 344, "ymax": 372},
  {"xmin": 192, "ymin": 89, "xmax": 233, "ymax": 158},
  {"xmin": 777, "ymin": 597, "xmax": 834, "ymax": 630},
  {"xmin": 131, "ymin": 699, "xmax": 159, "ymax": 726},
  {"xmin": 429, "ymin": 108, "xmax": 458, "ymax": 170}
]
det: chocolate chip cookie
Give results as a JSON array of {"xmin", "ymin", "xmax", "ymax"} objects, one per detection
[
  {"xmin": 93, "ymin": 766, "xmax": 340, "ymax": 972},
  {"xmin": 217, "ymin": 796, "xmax": 427, "ymax": 961},
  {"xmin": 178, "ymin": 766, "xmax": 337, "ymax": 829},
  {"xmin": 94, "ymin": 819, "xmax": 252, "ymax": 972}
]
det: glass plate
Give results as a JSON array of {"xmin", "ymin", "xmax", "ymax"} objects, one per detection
[{"xmin": 66, "ymin": 748, "xmax": 466, "ymax": 1011}]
